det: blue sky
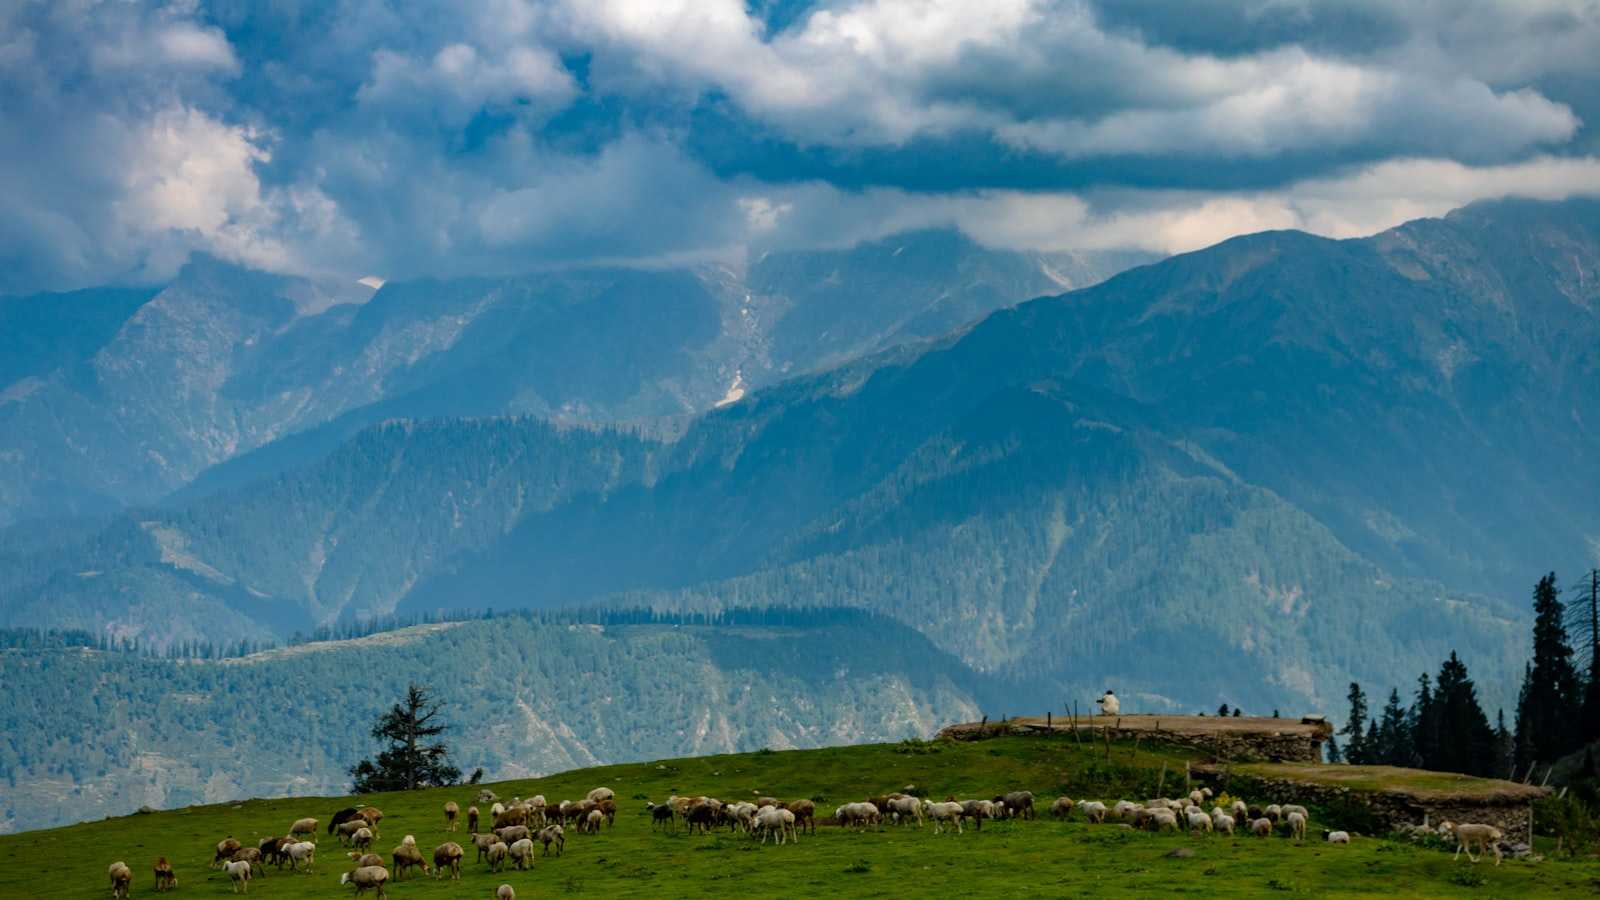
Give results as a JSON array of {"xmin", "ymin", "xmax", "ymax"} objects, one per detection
[{"xmin": 3, "ymin": 0, "xmax": 1599, "ymax": 293}]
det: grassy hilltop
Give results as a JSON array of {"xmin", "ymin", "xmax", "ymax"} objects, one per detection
[{"xmin": 2, "ymin": 736, "xmax": 1594, "ymax": 899}]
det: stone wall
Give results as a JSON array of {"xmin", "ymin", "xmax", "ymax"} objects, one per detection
[
  {"xmin": 1192, "ymin": 768, "xmax": 1542, "ymax": 843},
  {"xmin": 937, "ymin": 716, "xmax": 1328, "ymax": 764}
]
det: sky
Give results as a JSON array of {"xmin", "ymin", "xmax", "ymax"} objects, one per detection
[{"xmin": 3, "ymin": 0, "xmax": 1600, "ymax": 293}]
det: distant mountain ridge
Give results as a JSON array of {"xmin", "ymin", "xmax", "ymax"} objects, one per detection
[
  {"xmin": 4, "ymin": 198, "xmax": 1593, "ymax": 723},
  {"xmin": 0, "ymin": 232, "xmax": 1139, "ymax": 526}
]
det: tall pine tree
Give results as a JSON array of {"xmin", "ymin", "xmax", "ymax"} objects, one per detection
[
  {"xmin": 349, "ymin": 683, "xmax": 462, "ymax": 793},
  {"xmin": 1342, "ymin": 682, "xmax": 1370, "ymax": 764},
  {"xmin": 1409, "ymin": 673, "xmax": 1439, "ymax": 770},
  {"xmin": 1571, "ymin": 569, "xmax": 1600, "ymax": 745},
  {"xmin": 1433, "ymin": 652, "xmax": 1497, "ymax": 777},
  {"xmin": 1515, "ymin": 573, "xmax": 1582, "ymax": 770},
  {"xmin": 1374, "ymin": 688, "xmax": 1411, "ymax": 766}
]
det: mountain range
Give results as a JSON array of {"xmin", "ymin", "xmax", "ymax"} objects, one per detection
[{"xmin": 0, "ymin": 231, "xmax": 1138, "ymax": 526}]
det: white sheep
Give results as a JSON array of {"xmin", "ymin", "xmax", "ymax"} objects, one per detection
[
  {"xmin": 351, "ymin": 827, "xmax": 374, "ymax": 853},
  {"xmin": 1189, "ymin": 789, "xmax": 1205, "ymax": 807},
  {"xmin": 1326, "ymin": 830, "xmax": 1350, "ymax": 844},
  {"xmin": 1096, "ymin": 690, "xmax": 1121, "ymax": 715},
  {"xmin": 1211, "ymin": 810, "xmax": 1235, "ymax": 835},
  {"xmin": 1250, "ymin": 818, "xmax": 1273, "ymax": 837},
  {"xmin": 586, "ymin": 787, "xmax": 614, "ymax": 803},
  {"xmin": 753, "ymin": 805, "xmax": 794, "ymax": 844},
  {"xmin": 885, "ymin": 795, "xmax": 923, "ymax": 827},
  {"xmin": 1186, "ymin": 809, "xmax": 1214, "ymax": 834},
  {"xmin": 224, "ymin": 859, "xmax": 252, "ymax": 893},
  {"xmin": 1448, "ymin": 823, "xmax": 1504, "ymax": 865},
  {"xmin": 835, "ymin": 802, "xmax": 880, "ymax": 830},
  {"xmin": 508, "ymin": 838, "xmax": 535, "ymax": 870},
  {"xmin": 108, "ymin": 862, "xmax": 133, "ymax": 899},
  {"xmin": 537, "ymin": 824, "xmax": 565, "ymax": 856},
  {"xmin": 1285, "ymin": 810, "xmax": 1307, "ymax": 841},
  {"xmin": 1077, "ymin": 800, "xmax": 1107, "ymax": 824},
  {"xmin": 496, "ymin": 885, "xmax": 516, "ymax": 900},
  {"xmin": 286, "ymin": 841, "xmax": 316, "ymax": 872},
  {"xmin": 339, "ymin": 864, "xmax": 389, "ymax": 898},
  {"xmin": 1230, "ymin": 800, "xmax": 1249, "ymax": 821},
  {"xmin": 921, "ymin": 800, "xmax": 965, "ymax": 835},
  {"xmin": 1112, "ymin": 800, "xmax": 1142, "ymax": 822},
  {"xmin": 486, "ymin": 841, "xmax": 509, "ymax": 873}
]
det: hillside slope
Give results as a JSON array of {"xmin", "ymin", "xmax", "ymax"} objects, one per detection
[
  {"xmin": 0, "ymin": 611, "xmax": 1012, "ymax": 833},
  {"xmin": 1, "ymin": 736, "xmax": 1594, "ymax": 898}
]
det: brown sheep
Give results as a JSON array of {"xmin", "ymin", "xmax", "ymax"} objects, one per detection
[
  {"xmin": 358, "ymin": 806, "xmax": 384, "ymax": 829},
  {"xmin": 487, "ymin": 841, "xmax": 510, "ymax": 873},
  {"xmin": 392, "ymin": 842, "xmax": 430, "ymax": 880},
  {"xmin": 467, "ymin": 806, "xmax": 480, "ymax": 833},
  {"xmin": 597, "ymin": 798, "xmax": 617, "ymax": 826},
  {"xmin": 785, "ymin": 799, "xmax": 816, "ymax": 835},
  {"xmin": 351, "ymin": 827, "xmax": 375, "ymax": 853},
  {"xmin": 494, "ymin": 824, "xmax": 531, "ymax": 845},
  {"xmin": 289, "ymin": 816, "xmax": 319, "ymax": 842},
  {"xmin": 153, "ymin": 856, "xmax": 177, "ymax": 892},
  {"xmin": 444, "ymin": 800, "xmax": 460, "ymax": 832},
  {"xmin": 347, "ymin": 852, "xmax": 382, "ymax": 868},
  {"xmin": 494, "ymin": 803, "xmax": 529, "ymax": 829},
  {"xmin": 994, "ymin": 791, "xmax": 1036, "ymax": 820},
  {"xmin": 497, "ymin": 884, "xmax": 516, "ymax": 900},
  {"xmin": 536, "ymin": 824, "xmax": 565, "ymax": 856},
  {"xmin": 213, "ymin": 837, "xmax": 242, "ymax": 868},
  {"xmin": 335, "ymin": 819, "xmax": 369, "ymax": 845},
  {"xmin": 259, "ymin": 836, "xmax": 291, "ymax": 869},
  {"xmin": 339, "ymin": 864, "xmax": 389, "ymax": 898},
  {"xmin": 432, "ymin": 842, "xmax": 464, "ymax": 881},
  {"xmin": 109, "ymin": 861, "xmax": 133, "ymax": 899},
  {"xmin": 230, "ymin": 846, "xmax": 264, "ymax": 876},
  {"xmin": 469, "ymin": 832, "xmax": 497, "ymax": 863}
]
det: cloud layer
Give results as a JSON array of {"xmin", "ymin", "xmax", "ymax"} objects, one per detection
[{"xmin": 3, "ymin": 0, "xmax": 1599, "ymax": 292}]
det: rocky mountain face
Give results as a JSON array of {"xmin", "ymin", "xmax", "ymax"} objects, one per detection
[
  {"xmin": 4, "ymin": 199, "xmax": 1593, "ymax": 721},
  {"xmin": 0, "ymin": 232, "xmax": 1136, "ymax": 526}
]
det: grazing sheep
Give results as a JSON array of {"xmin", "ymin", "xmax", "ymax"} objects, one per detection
[
  {"xmin": 225, "ymin": 859, "xmax": 253, "ymax": 893},
  {"xmin": 494, "ymin": 804, "xmax": 528, "ymax": 829},
  {"xmin": 392, "ymin": 842, "xmax": 429, "ymax": 880},
  {"xmin": 1325, "ymin": 830, "xmax": 1351, "ymax": 844},
  {"xmin": 587, "ymin": 787, "xmax": 615, "ymax": 803},
  {"xmin": 467, "ymin": 806, "xmax": 480, "ymax": 833},
  {"xmin": 491, "ymin": 802, "xmax": 506, "ymax": 821},
  {"xmin": 685, "ymin": 803, "xmax": 719, "ymax": 834},
  {"xmin": 996, "ymin": 790, "xmax": 1036, "ymax": 820},
  {"xmin": 335, "ymin": 819, "xmax": 369, "ymax": 845},
  {"xmin": 285, "ymin": 841, "xmax": 316, "ymax": 873},
  {"xmin": 1189, "ymin": 789, "xmax": 1206, "ymax": 807},
  {"xmin": 259, "ymin": 836, "xmax": 292, "ymax": 869},
  {"xmin": 1281, "ymin": 804, "xmax": 1309, "ymax": 822},
  {"xmin": 1231, "ymin": 800, "xmax": 1249, "ymax": 821},
  {"xmin": 444, "ymin": 801, "xmax": 460, "ymax": 831},
  {"xmin": 1148, "ymin": 809, "xmax": 1179, "ymax": 833},
  {"xmin": 1250, "ymin": 818, "xmax": 1273, "ymax": 837},
  {"xmin": 153, "ymin": 856, "xmax": 177, "ymax": 892},
  {"xmin": 109, "ymin": 862, "xmax": 133, "ymax": 899},
  {"xmin": 647, "ymin": 802, "xmax": 676, "ymax": 832},
  {"xmin": 884, "ymin": 795, "xmax": 923, "ymax": 827},
  {"xmin": 497, "ymin": 885, "xmax": 516, "ymax": 900},
  {"xmin": 212, "ymin": 837, "xmax": 243, "ymax": 868},
  {"xmin": 1264, "ymin": 804, "xmax": 1282, "ymax": 823},
  {"xmin": 507, "ymin": 838, "xmax": 536, "ymax": 870},
  {"xmin": 785, "ymin": 799, "xmax": 817, "ymax": 835},
  {"xmin": 1096, "ymin": 690, "xmax": 1121, "ymax": 716},
  {"xmin": 495, "ymin": 824, "xmax": 531, "ymax": 845},
  {"xmin": 348, "ymin": 853, "xmax": 383, "ymax": 868},
  {"xmin": 753, "ymin": 805, "xmax": 795, "ymax": 844},
  {"xmin": 1212, "ymin": 813, "xmax": 1236, "ymax": 836},
  {"xmin": 339, "ymin": 864, "xmax": 389, "ymax": 898},
  {"xmin": 835, "ymin": 802, "xmax": 881, "ymax": 830},
  {"xmin": 1285, "ymin": 811, "xmax": 1307, "ymax": 841},
  {"xmin": 432, "ymin": 843, "xmax": 464, "ymax": 881},
  {"xmin": 583, "ymin": 809, "xmax": 605, "ymax": 835},
  {"xmin": 469, "ymin": 833, "xmax": 497, "ymax": 863},
  {"xmin": 1078, "ymin": 800, "xmax": 1107, "ymax": 824},
  {"xmin": 486, "ymin": 841, "xmax": 509, "ymax": 873},
  {"xmin": 922, "ymin": 800, "xmax": 965, "ymax": 835},
  {"xmin": 1448, "ymin": 823, "xmax": 1504, "ymax": 865},
  {"xmin": 329, "ymin": 807, "xmax": 360, "ymax": 834},
  {"xmin": 957, "ymin": 799, "xmax": 996, "ymax": 830},
  {"xmin": 351, "ymin": 827, "xmax": 374, "ymax": 853},
  {"xmin": 1050, "ymin": 796, "xmax": 1075, "ymax": 820},
  {"xmin": 536, "ymin": 824, "xmax": 565, "ymax": 856},
  {"xmin": 231, "ymin": 847, "xmax": 264, "ymax": 876}
]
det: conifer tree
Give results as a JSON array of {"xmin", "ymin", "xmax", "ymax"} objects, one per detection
[
  {"xmin": 1515, "ymin": 573, "xmax": 1582, "ymax": 769},
  {"xmin": 1434, "ymin": 652, "xmax": 1496, "ymax": 777},
  {"xmin": 349, "ymin": 684, "xmax": 461, "ymax": 793},
  {"xmin": 1375, "ymin": 688, "xmax": 1410, "ymax": 766},
  {"xmin": 1571, "ymin": 569, "xmax": 1600, "ymax": 745},
  {"xmin": 1342, "ymin": 683, "xmax": 1370, "ymax": 764},
  {"xmin": 1409, "ymin": 673, "xmax": 1438, "ymax": 770}
]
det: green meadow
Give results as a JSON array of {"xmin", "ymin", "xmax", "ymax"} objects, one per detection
[{"xmin": 3, "ymin": 737, "xmax": 1594, "ymax": 898}]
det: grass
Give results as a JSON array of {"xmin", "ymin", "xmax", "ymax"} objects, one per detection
[
  {"xmin": 2, "ymin": 736, "xmax": 1595, "ymax": 898},
  {"xmin": 1230, "ymin": 763, "xmax": 1549, "ymax": 801}
]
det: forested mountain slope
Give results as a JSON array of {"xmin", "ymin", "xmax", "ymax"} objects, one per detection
[
  {"xmin": 4, "ymin": 199, "xmax": 1596, "ymax": 719},
  {"xmin": 0, "ymin": 610, "xmax": 1006, "ymax": 833}
]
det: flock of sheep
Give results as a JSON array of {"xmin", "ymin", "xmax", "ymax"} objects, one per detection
[{"xmin": 102, "ymin": 779, "xmax": 1512, "ymax": 898}]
